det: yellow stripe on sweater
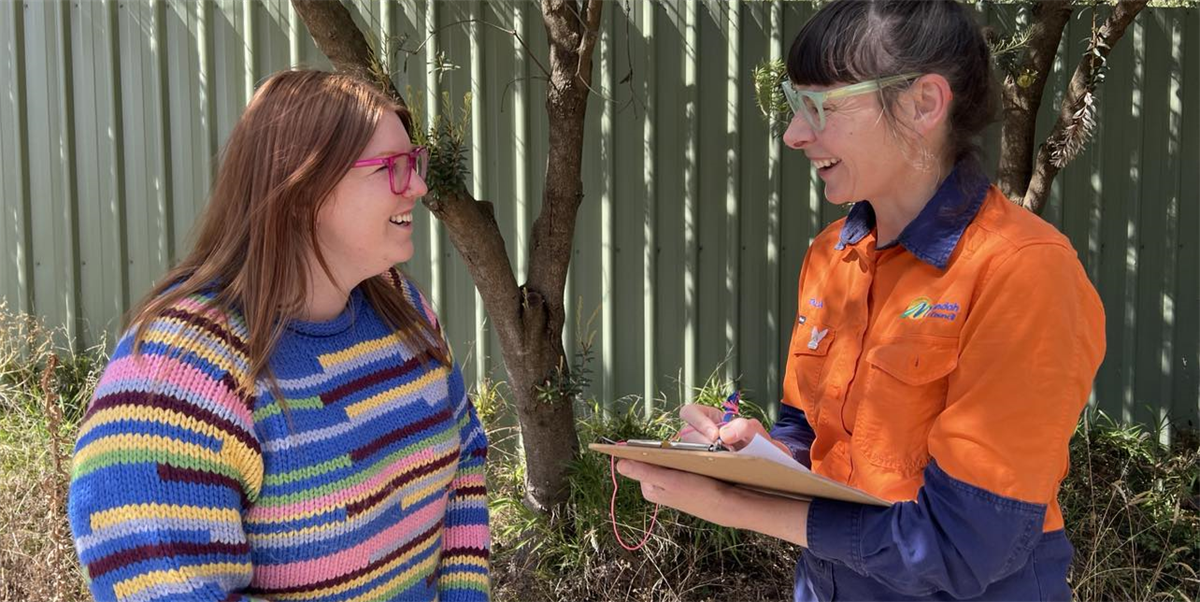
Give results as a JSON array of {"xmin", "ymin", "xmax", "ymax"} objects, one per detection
[
  {"xmin": 344, "ymin": 367, "xmax": 449, "ymax": 419},
  {"xmin": 90, "ymin": 504, "xmax": 241, "ymax": 531},
  {"xmin": 77, "ymin": 406, "xmax": 259, "ymax": 469},
  {"xmin": 317, "ymin": 334, "xmax": 403, "ymax": 370},
  {"xmin": 141, "ymin": 322, "xmax": 248, "ymax": 376},
  {"xmin": 400, "ymin": 470, "xmax": 457, "ymax": 509},
  {"xmin": 343, "ymin": 554, "xmax": 441, "ymax": 602},
  {"xmin": 75, "ymin": 434, "xmax": 227, "ymax": 471},
  {"xmin": 112, "ymin": 562, "xmax": 252, "ymax": 599},
  {"xmin": 440, "ymin": 556, "xmax": 489, "ymax": 572}
]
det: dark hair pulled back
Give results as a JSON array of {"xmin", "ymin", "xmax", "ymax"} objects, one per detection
[{"xmin": 787, "ymin": 0, "xmax": 997, "ymax": 172}]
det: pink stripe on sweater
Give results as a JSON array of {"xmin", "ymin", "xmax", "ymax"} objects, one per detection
[
  {"xmin": 442, "ymin": 525, "xmax": 490, "ymax": 548},
  {"xmin": 174, "ymin": 296, "xmax": 239, "ymax": 325},
  {"xmin": 251, "ymin": 496, "xmax": 447, "ymax": 588},
  {"xmin": 247, "ymin": 447, "xmax": 451, "ymax": 521},
  {"xmin": 100, "ymin": 355, "xmax": 253, "ymax": 425}
]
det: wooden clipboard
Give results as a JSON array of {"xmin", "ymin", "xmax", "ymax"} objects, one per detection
[{"xmin": 590, "ymin": 443, "xmax": 891, "ymax": 507}]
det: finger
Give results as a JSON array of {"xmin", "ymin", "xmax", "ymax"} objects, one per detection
[
  {"xmin": 679, "ymin": 404, "xmax": 723, "ymax": 442},
  {"xmin": 619, "ymin": 461, "xmax": 687, "ymax": 494},
  {"xmin": 640, "ymin": 482, "xmax": 661, "ymax": 503},
  {"xmin": 618, "ymin": 460, "xmax": 671, "ymax": 485},
  {"xmin": 676, "ymin": 425, "xmax": 712, "ymax": 444},
  {"xmin": 616, "ymin": 459, "xmax": 645, "ymax": 480}
]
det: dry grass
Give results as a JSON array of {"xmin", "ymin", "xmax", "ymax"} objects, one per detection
[
  {"xmin": 1063, "ymin": 414, "xmax": 1200, "ymax": 602},
  {"xmin": 0, "ymin": 304, "xmax": 97, "ymax": 602}
]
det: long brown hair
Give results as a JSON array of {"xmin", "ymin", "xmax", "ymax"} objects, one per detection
[{"xmin": 128, "ymin": 69, "xmax": 448, "ymax": 397}]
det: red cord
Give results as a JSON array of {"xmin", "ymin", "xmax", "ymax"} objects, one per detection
[{"xmin": 609, "ymin": 444, "xmax": 660, "ymax": 551}]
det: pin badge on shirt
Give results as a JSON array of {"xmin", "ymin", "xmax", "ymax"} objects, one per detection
[
  {"xmin": 798, "ymin": 315, "xmax": 807, "ymax": 325},
  {"xmin": 807, "ymin": 326, "xmax": 829, "ymax": 350}
]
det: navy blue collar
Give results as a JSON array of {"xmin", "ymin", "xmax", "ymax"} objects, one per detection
[{"xmin": 835, "ymin": 165, "xmax": 990, "ymax": 270}]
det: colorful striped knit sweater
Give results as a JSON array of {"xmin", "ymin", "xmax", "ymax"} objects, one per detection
[{"xmin": 68, "ymin": 274, "xmax": 490, "ymax": 602}]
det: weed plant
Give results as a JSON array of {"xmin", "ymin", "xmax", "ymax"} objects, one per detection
[{"xmin": 0, "ymin": 303, "xmax": 99, "ymax": 602}]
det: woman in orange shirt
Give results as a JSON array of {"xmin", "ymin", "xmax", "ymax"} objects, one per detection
[{"xmin": 617, "ymin": 1, "xmax": 1105, "ymax": 600}]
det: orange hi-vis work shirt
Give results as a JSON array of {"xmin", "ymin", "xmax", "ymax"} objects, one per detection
[{"xmin": 777, "ymin": 167, "xmax": 1106, "ymax": 600}]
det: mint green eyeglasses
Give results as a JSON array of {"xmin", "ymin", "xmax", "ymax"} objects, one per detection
[{"xmin": 780, "ymin": 73, "xmax": 922, "ymax": 131}]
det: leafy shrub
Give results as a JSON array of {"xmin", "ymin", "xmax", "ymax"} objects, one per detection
[{"xmin": 1064, "ymin": 412, "xmax": 1200, "ymax": 601}]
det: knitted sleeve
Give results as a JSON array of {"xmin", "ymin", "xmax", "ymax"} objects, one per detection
[
  {"xmin": 437, "ymin": 362, "xmax": 491, "ymax": 601},
  {"xmin": 385, "ymin": 269, "xmax": 491, "ymax": 599},
  {"xmin": 68, "ymin": 297, "xmax": 265, "ymax": 602}
]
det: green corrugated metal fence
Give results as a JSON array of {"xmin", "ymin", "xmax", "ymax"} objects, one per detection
[{"xmin": 1, "ymin": 0, "xmax": 1197, "ymax": 430}]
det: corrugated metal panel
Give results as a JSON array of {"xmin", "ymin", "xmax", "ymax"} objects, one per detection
[{"xmin": 0, "ymin": 0, "xmax": 1196, "ymax": 429}]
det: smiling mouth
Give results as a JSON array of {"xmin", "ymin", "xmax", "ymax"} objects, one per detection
[
  {"xmin": 812, "ymin": 157, "xmax": 841, "ymax": 170},
  {"xmin": 389, "ymin": 212, "xmax": 412, "ymax": 225}
]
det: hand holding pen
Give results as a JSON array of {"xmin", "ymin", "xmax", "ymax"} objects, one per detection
[{"xmin": 676, "ymin": 391, "xmax": 792, "ymax": 457}]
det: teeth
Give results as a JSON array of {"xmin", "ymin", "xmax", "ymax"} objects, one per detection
[
  {"xmin": 812, "ymin": 157, "xmax": 841, "ymax": 169},
  {"xmin": 389, "ymin": 212, "xmax": 412, "ymax": 225}
]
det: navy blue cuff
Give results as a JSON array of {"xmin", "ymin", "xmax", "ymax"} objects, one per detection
[
  {"xmin": 802, "ymin": 459, "xmax": 1049, "ymax": 598},
  {"xmin": 782, "ymin": 442, "xmax": 812, "ymax": 468},
  {"xmin": 806, "ymin": 496, "xmax": 865, "ymax": 573},
  {"xmin": 770, "ymin": 405, "xmax": 816, "ymax": 468}
]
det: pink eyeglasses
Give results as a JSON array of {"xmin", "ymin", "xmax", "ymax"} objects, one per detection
[{"xmin": 352, "ymin": 146, "xmax": 429, "ymax": 196}]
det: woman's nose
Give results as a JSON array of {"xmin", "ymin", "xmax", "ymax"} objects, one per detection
[
  {"xmin": 405, "ymin": 171, "xmax": 429, "ymax": 199},
  {"xmin": 782, "ymin": 112, "xmax": 816, "ymax": 149}
]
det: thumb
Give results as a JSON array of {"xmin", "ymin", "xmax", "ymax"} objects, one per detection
[{"xmin": 716, "ymin": 418, "xmax": 763, "ymax": 450}]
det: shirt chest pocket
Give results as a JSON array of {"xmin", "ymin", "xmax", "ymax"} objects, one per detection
[
  {"xmin": 854, "ymin": 336, "xmax": 959, "ymax": 474},
  {"xmin": 789, "ymin": 320, "xmax": 836, "ymax": 422}
]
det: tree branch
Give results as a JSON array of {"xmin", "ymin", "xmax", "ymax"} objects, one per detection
[
  {"xmin": 399, "ymin": 14, "xmax": 628, "ymax": 115},
  {"xmin": 1022, "ymin": 0, "xmax": 1148, "ymax": 214},
  {"xmin": 423, "ymin": 190, "xmax": 524, "ymax": 348},
  {"xmin": 291, "ymin": 0, "xmax": 403, "ymax": 104},
  {"xmin": 996, "ymin": 0, "xmax": 1074, "ymax": 202},
  {"xmin": 527, "ymin": 0, "xmax": 597, "ymax": 319},
  {"xmin": 402, "ymin": 18, "xmax": 553, "ymax": 82},
  {"xmin": 575, "ymin": 0, "xmax": 604, "ymax": 83}
]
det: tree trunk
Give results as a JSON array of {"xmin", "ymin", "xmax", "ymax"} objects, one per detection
[
  {"xmin": 996, "ymin": 1, "xmax": 1073, "ymax": 204},
  {"xmin": 997, "ymin": 0, "xmax": 1149, "ymax": 216},
  {"xmin": 1021, "ymin": 0, "xmax": 1148, "ymax": 214},
  {"xmin": 291, "ymin": 1, "xmax": 400, "ymax": 103},
  {"xmin": 294, "ymin": 0, "xmax": 606, "ymax": 513}
]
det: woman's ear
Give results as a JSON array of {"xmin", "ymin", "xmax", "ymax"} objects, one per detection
[{"xmin": 905, "ymin": 73, "xmax": 953, "ymax": 137}]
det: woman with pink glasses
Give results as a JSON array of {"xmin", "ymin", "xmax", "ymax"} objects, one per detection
[{"xmin": 67, "ymin": 70, "xmax": 489, "ymax": 602}]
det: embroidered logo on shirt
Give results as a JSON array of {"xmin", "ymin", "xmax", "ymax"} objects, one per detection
[
  {"xmin": 807, "ymin": 326, "xmax": 829, "ymax": 350},
  {"xmin": 808, "ymin": 298, "xmax": 825, "ymax": 308},
  {"xmin": 901, "ymin": 297, "xmax": 960, "ymax": 322}
]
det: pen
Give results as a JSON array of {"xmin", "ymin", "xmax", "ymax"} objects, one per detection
[{"xmin": 715, "ymin": 390, "xmax": 740, "ymax": 448}]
